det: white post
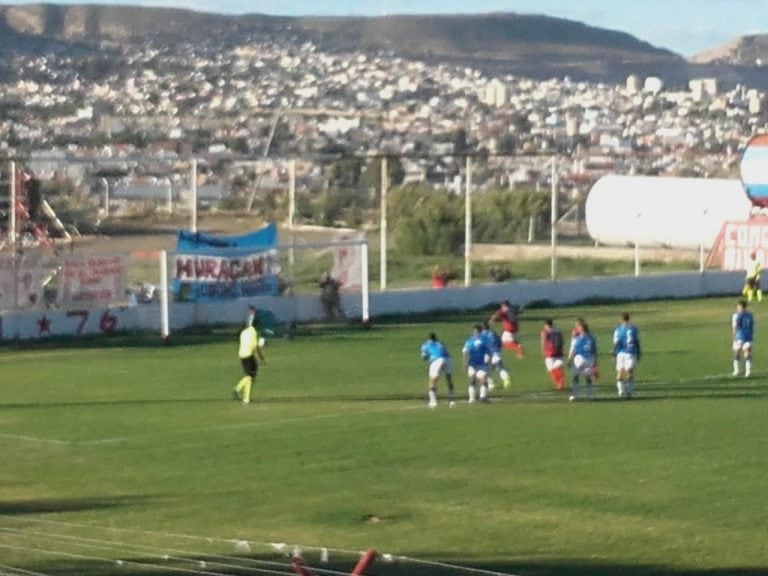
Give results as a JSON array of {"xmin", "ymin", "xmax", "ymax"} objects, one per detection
[
  {"xmin": 10, "ymin": 161, "xmax": 16, "ymax": 249},
  {"xmin": 160, "ymin": 250, "xmax": 170, "ymax": 339},
  {"xmin": 288, "ymin": 159, "xmax": 296, "ymax": 267},
  {"xmin": 634, "ymin": 213, "xmax": 641, "ymax": 277},
  {"xmin": 380, "ymin": 156, "xmax": 388, "ymax": 291},
  {"xmin": 361, "ymin": 241, "xmax": 370, "ymax": 323},
  {"xmin": 190, "ymin": 158, "xmax": 198, "ymax": 233},
  {"xmin": 699, "ymin": 209, "xmax": 708, "ymax": 274},
  {"xmin": 101, "ymin": 178, "xmax": 110, "ymax": 218},
  {"xmin": 550, "ymin": 156, "xmax": 558, "ymax": 281},
  {"xmin": 464, "ymin": 155, "xmax": 472, "ymax": 287},
  {"xmin": 166, "ymin": 177, "xmax": 173, "ymax": 214}
]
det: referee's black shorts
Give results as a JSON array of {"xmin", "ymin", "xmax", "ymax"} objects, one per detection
[{"xmin": 240, "ymin": 357, "xmax": 258, "ymax": 378}]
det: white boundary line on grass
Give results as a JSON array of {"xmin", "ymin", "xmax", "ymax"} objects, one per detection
[
  {"xmin": 0, "ymin": 516, "xmax": 524, "ymax": 576},
  {"xmin": 0, "ymin": 432, "xmax": 69, "ymax": 446},
  {"xmin": 0, "ymin": 564, "xmax": 51, "ymax": 576},
  {"xmin": 77, "ymin": 403, "xmax": 425, "ymax": 446},
  {"xmin": 0, "ymin": 372, "xmax": 756, "ymax": 448}
]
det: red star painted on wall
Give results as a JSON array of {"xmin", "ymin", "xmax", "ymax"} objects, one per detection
[{"xmin": 37, "ymin": 315, "xmax": 51, "ymax": 336}]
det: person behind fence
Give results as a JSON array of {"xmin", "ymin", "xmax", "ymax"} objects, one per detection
[
  {"xmin": 233, "ymin": 314, "xmax": 266, "ymax": 405},
  {"xmin": 319, "ymin": 272, "xmax": 344, "ymax": 319},
  {"xmin": 489, "ymin": 265, "xmax": 511, "ymax": 283}
]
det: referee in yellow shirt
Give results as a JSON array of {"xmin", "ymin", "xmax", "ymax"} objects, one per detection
[
  {"xmin": 744, "ymin": 251, "xmax": 763, "ymax": 303},
  {"xmin": 233, "ymin": 315, "xmax": 266, "ymax": 404}
]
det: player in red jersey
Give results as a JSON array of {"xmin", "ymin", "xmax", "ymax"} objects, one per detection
[
  {"xmin": 489, "ymin": 300, "xmax": 525, "ymax": 358},
  {"xmin": 540, "ymin": 318, "xmax": 566, "ymax": 390}
]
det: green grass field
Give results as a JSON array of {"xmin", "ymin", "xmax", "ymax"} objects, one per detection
[{"xmin": 1, "ymin": 297, "xmax": 767, "ymax": 576}]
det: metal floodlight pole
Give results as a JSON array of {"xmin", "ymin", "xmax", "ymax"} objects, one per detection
[
  {"xmin": 101, "ymin": 178, "xmax": 110, "ymax": 218},
  {"xmin": 190, "ymin": 158, "xmax": 198, "ymax": 233},
  {"xmin": 550, "ymin": 156, "xmax": 558, "ymax": 281},
  {"xmin": 380, "ymin": 156, "xmax": 388, "ymax": 291},
  {"xmin": 10, "ymin": 160, "xmax": 17, "ymax": 250},
  {"xmin": 288, "ymin": 158, "xmax": 296, "ymax": 267},
  {"xmin": 464, "ymin": 155, "xmax": 472, "ymax": 287},
  {"xmin": 166, "ymin": 177, "xmax": 173, "ymax": 214}
]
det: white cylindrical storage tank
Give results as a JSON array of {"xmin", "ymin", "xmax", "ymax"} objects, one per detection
[{"xmin": 586, "ymin": 175, "xmax": 751, "ymax": 249}]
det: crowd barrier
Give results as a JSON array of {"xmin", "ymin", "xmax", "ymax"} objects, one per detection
[{"xmin": 0, "ymin": 271, "xmax": 743, "ymax": 341}]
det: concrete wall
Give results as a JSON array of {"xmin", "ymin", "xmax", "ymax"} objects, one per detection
[{"xmin": 0, "ymin": 271, "xmax": 743, "ymax": 341}]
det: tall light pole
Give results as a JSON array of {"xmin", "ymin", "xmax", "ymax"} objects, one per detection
[
  {"xmin": 9, "ymin": 161, "xmax": 16, "ymax": 250},
  {"xmin": 190, "ymin": 158, "xmax": 198, "ymax": 233},
  {"xmin": 380, "ymin": 156, "xmax": 388, "ymax": 291},
  {"xmin": 464, "ymin": 155, "xmax": 472, "ymax": 287},
  {"xmin": 550, "ymin": 156, "xmax": 558, "ymax": 281}
]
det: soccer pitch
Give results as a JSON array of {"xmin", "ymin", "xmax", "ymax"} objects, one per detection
[{"xmin": 1, "ymin": 297, "xmax": 767, "ymax": 576}]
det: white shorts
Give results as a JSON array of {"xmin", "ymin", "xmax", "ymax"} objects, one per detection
[
  {"xmin": 501, "ymin": 331, "xmax": 518, "ymax": 344},
  {"xmin": 733, "ymin": 340, "xmax": 753, "ymax": 353},
  {"xmin": 467, "ymin": 365, "xmax": 488, "ymax": 380},
  {"xmin": 545, "ymin": 357, "xmax": 564, "ymax": 371},
  {"xmin": 615, "ymin": 352, "xmax": 637, "ymax": 372},
  {"xmin": 429, "ymin": 357, "xmax": 453, "ymax": 379},
  {"xmin": 572, "ymin": 355, "xmax": 595, "ymax": 377},
  {"xmin": 484, "ymin": 351, "xmax": 503, "ymax": 366}
]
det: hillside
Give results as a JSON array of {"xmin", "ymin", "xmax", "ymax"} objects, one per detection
[
  {"xmin": 0, "ymin": 4, "xmax": 686, "ymax": 83},
  {"xmin": 0, "ymin": 5, "xmax": 766, "ymax": 86},
  {"xmin": 692, "ymin": 34, "xmax": 768, "ymax": 67}
]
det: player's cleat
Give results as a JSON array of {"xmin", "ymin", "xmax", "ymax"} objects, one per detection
[
  {"xmin": 732, "ymin": 369, "xmax": 740, "ymax": 377},
  {"xmin": 427, "ymin": 401, "xmax": 438, "ymax": 409},
  {"xmin": 487, "ymin": 381, "xmax": 496, "ymax": 391},
  {"xmin": 503, "ymin": 378, "xmax": 511, "ymax": 389},
  {"xmin": 568, "ymin": 395, "xmax": 576, "ymax": 402},
  {"xmin": 449, "ymin": 401, "xmax": 456, "ymax": 408}
]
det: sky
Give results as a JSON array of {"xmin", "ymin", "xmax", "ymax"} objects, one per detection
[{"xmin": 0, "ymin": 0, "xmax": 766, "ymax": 56}]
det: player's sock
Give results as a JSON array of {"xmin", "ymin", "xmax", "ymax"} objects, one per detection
[
  {"xmin": 586, "ymin": 378, "xmax": 593, "ymax": 400},
  {"xmin": 487, "ymin": 376, "xmax": 496, "ymax": 390},
  {"xmin": 468, "ymin": 383, "xmax": 477, "ymax": 403},
  {"xmin": 571, "ymin": 376, "xmax": 580, "ymax": 399},
  {"xmin": 235, "ymin": 376, "xmax": 249, "ymax": 397},
  {"xmin": 479, "ymin": 382, "xmax": 488, "ymax": 401},
  {"xmin": 745, "ymin": 359, "xmax": 752, "ymax": 377},
  {"xmin": 616, "ymin": 380, "xmax": 624, "ymax": 397},
  {"xmin": 242, "ymin": 376, "xmax": 253, "ymax": 404},
  {"xmin": 626, "ymin": 379, "xmax": 634, "ymax": 397},
  {"xmin": 758, "ymin": 290, "xmax": 764, "ymax": 302},
  {"xmin": 553, "ymin": 367, "xmax": 566, "ymax": 389},
  {"xmin": 733, "ymin": 359, "xmax": 740, "ymax": 376},
  {"xmin": 499, "ymin": 368, "xmax": 511, "ymax": 388},
  {"xmin": 428, "ymin": 387, "xmax": 437, "ymax": 407}
]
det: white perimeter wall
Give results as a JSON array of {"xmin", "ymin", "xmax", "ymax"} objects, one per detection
[{"xmin": 0, "ymin": 271, "xmax": 742, "ymax": 341}]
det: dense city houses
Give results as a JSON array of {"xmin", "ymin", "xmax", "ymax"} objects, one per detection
[{"xmin": 0, "ymin": 36, "xmax": 766, "ymax": 188}]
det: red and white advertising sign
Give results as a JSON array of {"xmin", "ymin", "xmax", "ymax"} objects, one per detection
[
  {"xmin": 710, "ymin": 219, "xmax": 768, "ymax": 271},
  {"xmin": 57, "ymin": 255, "xmax": 126, "ymax": 308},
  {"xmin": 0, "ymin": 254, "xmax": 45, "ymax": 311}
]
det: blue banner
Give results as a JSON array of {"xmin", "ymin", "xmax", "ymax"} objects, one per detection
[{"xmin": 172, "ymin": 224, "xmax": 281, "ymax": 302}]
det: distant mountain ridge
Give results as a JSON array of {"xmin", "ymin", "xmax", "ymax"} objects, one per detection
[
  {"xmin": 0, "ymin": 4, "xmax": 765, "ymax": 87},
  {"xmin": 692, "ymin": 34, "xmax": 768, "ymax": 67}
]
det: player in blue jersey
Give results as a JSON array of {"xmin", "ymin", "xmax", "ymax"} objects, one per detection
[
  {"xmin": 613, "ymin": 312, "xmax": 641, "ymax": 399},
  {"xmin": 462, "ymin": 324, "xmax": 491, "ymax": 403},
  {"xmin": 732, "ymin": 299, "xmax": 755, "ymax": 377},
  {"xmin": 568, "ymin": 318, "xmax": 597, "ymax": 401},
  {"xmin": 481, "ymin": 321, "xmax": 511, "ymax": 389},
  {"xmin": 420, "ymin": 332, "xmax": 455, "ymax": 408}
]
